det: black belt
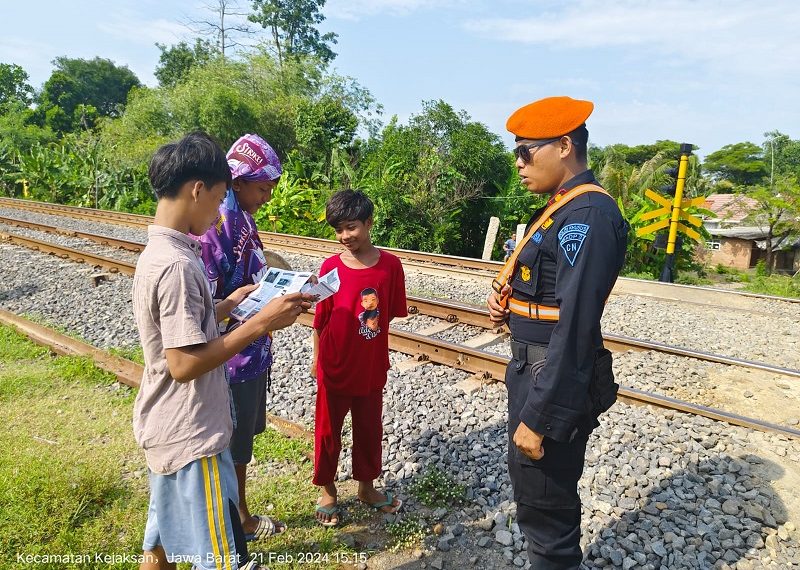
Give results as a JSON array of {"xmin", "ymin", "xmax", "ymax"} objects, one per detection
[{"xmin": 510, "ymin": 340, "xmax": 548, "ymax": 364}]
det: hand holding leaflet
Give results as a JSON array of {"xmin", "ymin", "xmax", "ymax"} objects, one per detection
[
  {"xmin": 230, "ymin": 267, "xmax": 339, "ymax": 321},
  {"xmin": 301, "ymin": 267, "xmax": 339, "ymax": 299}
]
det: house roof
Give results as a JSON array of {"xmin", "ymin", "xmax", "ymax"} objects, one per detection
[
  {"xmin": 703, "ymin": 193, "xmax": 758, "ymax": 224},
  {"xmin": 709, "ymin": 226, "xmax": 800, "ymax": 250},
  {"xmin": 709, "ymin": 226, "xmax": 769, "ymax": 240}
]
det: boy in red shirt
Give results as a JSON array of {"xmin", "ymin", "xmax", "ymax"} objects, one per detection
[{"xmin": 310, "ymin": 189, "xmax": 407, "ymax": 526}]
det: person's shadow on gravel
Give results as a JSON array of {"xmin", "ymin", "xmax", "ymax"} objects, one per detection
[{"xmin": 582, "ymin": 454, "xmax": 793, "ymax": 569}]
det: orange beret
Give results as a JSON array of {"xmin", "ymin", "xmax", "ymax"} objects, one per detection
[{"xmin": 506, "ymin": 96, "xmax": 594, "ymax": 139}]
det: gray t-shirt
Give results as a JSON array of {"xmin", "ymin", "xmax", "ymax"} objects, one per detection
[{"xmin": 132, "ymin": 225, "xmax": 232, "ymax": 475}]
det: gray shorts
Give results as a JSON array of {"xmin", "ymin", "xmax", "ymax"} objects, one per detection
[
  {"xmin": 229, "ymin": 372, "xmax": 268, "ymax": 465},
  {"xmin": 143, "ymin": 449, "xmax": 242, "ymax": 569}
]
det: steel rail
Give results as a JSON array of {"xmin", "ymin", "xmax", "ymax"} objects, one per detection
[
  {"xmin": 4, "ymin": 197, "xmax": 798, "ymax": 306},
  {"xmin": 404, "ymin": 295, "xmax": 800, "ymax": 379},
  {"xmin": 1, "ymin": 309, "xmax": 797, "ymax": 440},
  {"xmin": 0, "ymin": 197, "xmax": 151, "ymax": 228},
  {"xmin": 0, "ymin": 309, "xmax": 144, "ymax": 387},
  {"xmin": 0, "ymin": 231, "xmax": 131, "ymax": 274},
  {"xmin": 1, "ymin": 226, "xmax": 797, "ymax": 379},
  {"xmin": 0, "ymin": 215, "xmax": 145, "ymax": 252}
]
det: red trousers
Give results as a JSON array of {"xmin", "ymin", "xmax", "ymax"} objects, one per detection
[{"xmin": 313, "ymin": 382, "xmax": 383, "ymax": 486}]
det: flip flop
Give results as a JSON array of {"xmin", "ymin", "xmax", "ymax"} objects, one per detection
[
  {"xmin": 362, "ymin": 491, "xmax": 402, "ymax": 513},
  {"xmin": 315, "ymin": 503, "xmax": 341, "ymax": 527},
  {"xmin": 244, "ymin": 514, "xmax": 286, "ymax": 542}
]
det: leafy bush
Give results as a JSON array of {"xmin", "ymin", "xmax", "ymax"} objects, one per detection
[
  {"xmin": 622, "ymin": 271, "xmax": 656, "ymax": 280},
  {"xmin": 675, "ymin": 272, "xmax": 713, "ymax": 286},
  {"xmin": 715, "ymin": 263, "xmax": 731, "ymax": 274}
]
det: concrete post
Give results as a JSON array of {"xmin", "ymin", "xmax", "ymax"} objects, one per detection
[
  {"xmin": 515, "ymin": 223, "xmax": 526, "ymax": 245},
  {"xmin": 482, "ymin": 216, "xmax": 500, "ymax": 260}
]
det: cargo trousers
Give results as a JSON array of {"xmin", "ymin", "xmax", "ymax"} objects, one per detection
[{"xmin": 505, "ymin": 342, "xmax": 589, "ymax": 570}]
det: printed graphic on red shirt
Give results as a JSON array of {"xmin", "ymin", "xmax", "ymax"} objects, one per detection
[{"xmin": 358, "ymin": 287, "xmax": 380, "ymax": 339}]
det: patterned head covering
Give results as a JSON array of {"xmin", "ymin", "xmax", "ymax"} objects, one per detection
[{"xmin": 226, "ymin": 133, "xmax": 282, "ymax": 182}]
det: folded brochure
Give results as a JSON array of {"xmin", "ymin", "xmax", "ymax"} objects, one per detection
[{"xmin": 229, "ymin": 267, "xmax": 340, "ymax": 321}]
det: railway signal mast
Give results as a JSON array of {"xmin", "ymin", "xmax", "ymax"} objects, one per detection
[{"xmin": 636, "ymin": 143, "xmax": 704, "ymax": 282}]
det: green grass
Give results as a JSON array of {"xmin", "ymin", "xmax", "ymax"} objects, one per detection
[
  {"xmin": 252, "ymin": 427, "xmax": 312, "ymax": 464},
  {"xmin": 0, "ymin": 324, "xmax": 146, "ymax": 570},
  {"xmin": 0, "ymin": 323, "xmax": 389, "ymax": 570},
  {"xmin": 743, "ymin": 274, "xmax": 800, "ymax": 298},
  {"xmin": 108, "ymin": 345, "xmax": 145, "ymax": 366}
]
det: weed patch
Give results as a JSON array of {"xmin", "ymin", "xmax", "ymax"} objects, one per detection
[
  {"xmin": 386, "ymin": 516, "xmax": 428, "ymax": 551},
  {"xmin": 409, "ymin": 467, "xmax": 466, "ymax": 508}
]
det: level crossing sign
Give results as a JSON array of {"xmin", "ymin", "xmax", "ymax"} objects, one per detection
[
  {"xmin": 635, "ymin": 143, "xmax": 705, "ymax": 282},
  {"xmin": 637, "ymin": 188, "xmax": 705, "ymax": 243},
  {"xmin": 635, "ymin": 144, "xmax": 704, "ymax": 252}
]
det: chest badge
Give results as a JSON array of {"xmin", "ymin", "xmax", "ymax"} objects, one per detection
[
  {"xmin": 520, "ymin": 265, "xmax": 532, "ymax": 282},
  {"xmin": 558, "ymin": 223, "xmax": 590, "ymax": 266}
]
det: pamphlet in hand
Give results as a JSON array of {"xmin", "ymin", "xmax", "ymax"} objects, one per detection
[{"xmin": 230, "ymin": 267, "xmax": 340, "ymax": 321}]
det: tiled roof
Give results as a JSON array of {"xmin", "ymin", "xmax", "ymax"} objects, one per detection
[{"xmin": 703, "ymin": 193, "xmax": 758, "ymax": 223}]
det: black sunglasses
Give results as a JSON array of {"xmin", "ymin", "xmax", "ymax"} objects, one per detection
[{"xmin": 513, "ymin": 137, "xmax": 561, "ymax": 163}]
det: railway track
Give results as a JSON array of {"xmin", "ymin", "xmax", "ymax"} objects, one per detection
[
  {"xmin": 2, "ymin": 197, "xmax": 799, "ymax": 309},
  {"xmin": 1, "ymin": 220, "xmax": 795, "ymax": 378},
  {"xmin": 0, "ymin": 223, "xmax": 798, "ymax": 439}
]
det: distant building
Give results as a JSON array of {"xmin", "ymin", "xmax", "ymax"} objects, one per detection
[{"xmin": 697, "ymin": 194, "xmax": 800, "ymax": 272}]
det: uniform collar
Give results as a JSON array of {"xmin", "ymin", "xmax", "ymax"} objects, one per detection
[{"xmin": 547, "ymin": 170, "xmax": 598, "ymax": 206}]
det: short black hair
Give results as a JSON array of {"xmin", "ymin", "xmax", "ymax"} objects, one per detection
[
  {"xmin": 566, "ymin": 124, "xmax": 589, "ymax": 163},
  {"xmin": 325, "ymin": 189, "xmax": 374, "ymax": 227},
  {"xmin": 361, "ymin": 288, "xmax": 377, "ymax": 297},
  {"xmin": 148, "ymin": 131, "xmax": 232, "ymax": 199}
]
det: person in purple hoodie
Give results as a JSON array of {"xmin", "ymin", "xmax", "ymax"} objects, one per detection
[{"xmin": 198, "ymin": 133, "xmax": 285, "ymax": 542}]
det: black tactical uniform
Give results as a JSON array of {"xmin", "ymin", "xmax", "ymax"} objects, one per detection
[{"xmin": 505, "ymin": 169, "xmax": 628, "ymax": 569}]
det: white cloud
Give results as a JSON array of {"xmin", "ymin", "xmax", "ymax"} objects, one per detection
[
  {"xmin": 325, "ymin": 0, "xmax": 465, "ymax": 20},
  {"xmin": 97, "ymin": 14, "xmax": 188, "ymax": 46},
  {"xmin": 0, "ymin": 38, "xmax": 58, "ymax": 87},
  {"xmin": 463, "ymin": 0, "xmax": 800, "ymax": 78},
  {"xmin": 0, "ymin": 38, "xmax": 53, "ymax": 70}
]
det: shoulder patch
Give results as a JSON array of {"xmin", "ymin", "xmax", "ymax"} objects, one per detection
[{"xmin": 558, "ymin": 223, "xmax": 590, "ymax": 266}]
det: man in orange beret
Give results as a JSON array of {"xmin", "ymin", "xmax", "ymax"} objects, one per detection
[{"xmin": 488, "ymin": 96, "xmax": 629, "ymax": 569}]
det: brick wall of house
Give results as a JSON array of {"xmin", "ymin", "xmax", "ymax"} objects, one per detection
[{"xmin": 697, "ymin": 237, "xmax": 754, "ymax": 270}]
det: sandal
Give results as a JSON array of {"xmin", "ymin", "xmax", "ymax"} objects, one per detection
[
  {"xmin": 361, "ymin": 491, "xmax": 402, "ymax": 513},
  {"xmin": 244, "ymin": 514, "xmax": 286, "ymax": 542},
  {"xmin": 315, "ymin": 503, "xmax": 341, "ymax": 527}
]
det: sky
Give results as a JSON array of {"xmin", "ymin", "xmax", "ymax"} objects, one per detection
[{"xmin": 1, "ymin": 0, "xmax": 799, "ymax": 157}]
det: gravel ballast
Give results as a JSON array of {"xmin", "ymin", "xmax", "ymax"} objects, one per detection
[{"xmin": 1, "ymin": 238, "xmax": 798, "ymax": 568}]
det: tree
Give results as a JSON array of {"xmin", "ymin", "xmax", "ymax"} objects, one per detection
[
  {"xmin": 593, "ymin": 145, "xmax": 710, "ymax": 278},
  {"xmin": 703, "ymin": 142, "xmax": 767, "ymax": 188},
  {"xmin": 36, "ymin": 57, "xmax": 140, "ymax": 133},
  {"xmin": 249, "ymin": 0, "xmax": 338, "ymax": 68},
  {"xmin": 188, "ymin": 0, "xmax": 254, "ymax": 60},
  {"xmin": 155, "ymin": 39, "xmax": 217, "ymax": 88},
  {"xmin": 0, "ymin": 100, "xmax": 55, "ymax": 152},
  {"xmin": 0, "ymin": 63, "xmax": 51, "ymax": 154},
  {"xmin": 294, "ymin": 95, "xmax": 358, "ymax": 168},
  {"xmin": 739, "ymin": 175, "xmax": 800, "ymax": 274},
  {"xmin": 0, "ymin": 63, "xmax": 34, "ymax": 107},
  {"xmin": 763, "ymin": 130, "xmax": 800, "ymax": 181},
  {"xmin": 601, "ymin": 140, "xmax": 683, "ymax": 168},
  {"xmin": 360, "ymin": 100, "xmax": 510, "ymax": 255}
]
